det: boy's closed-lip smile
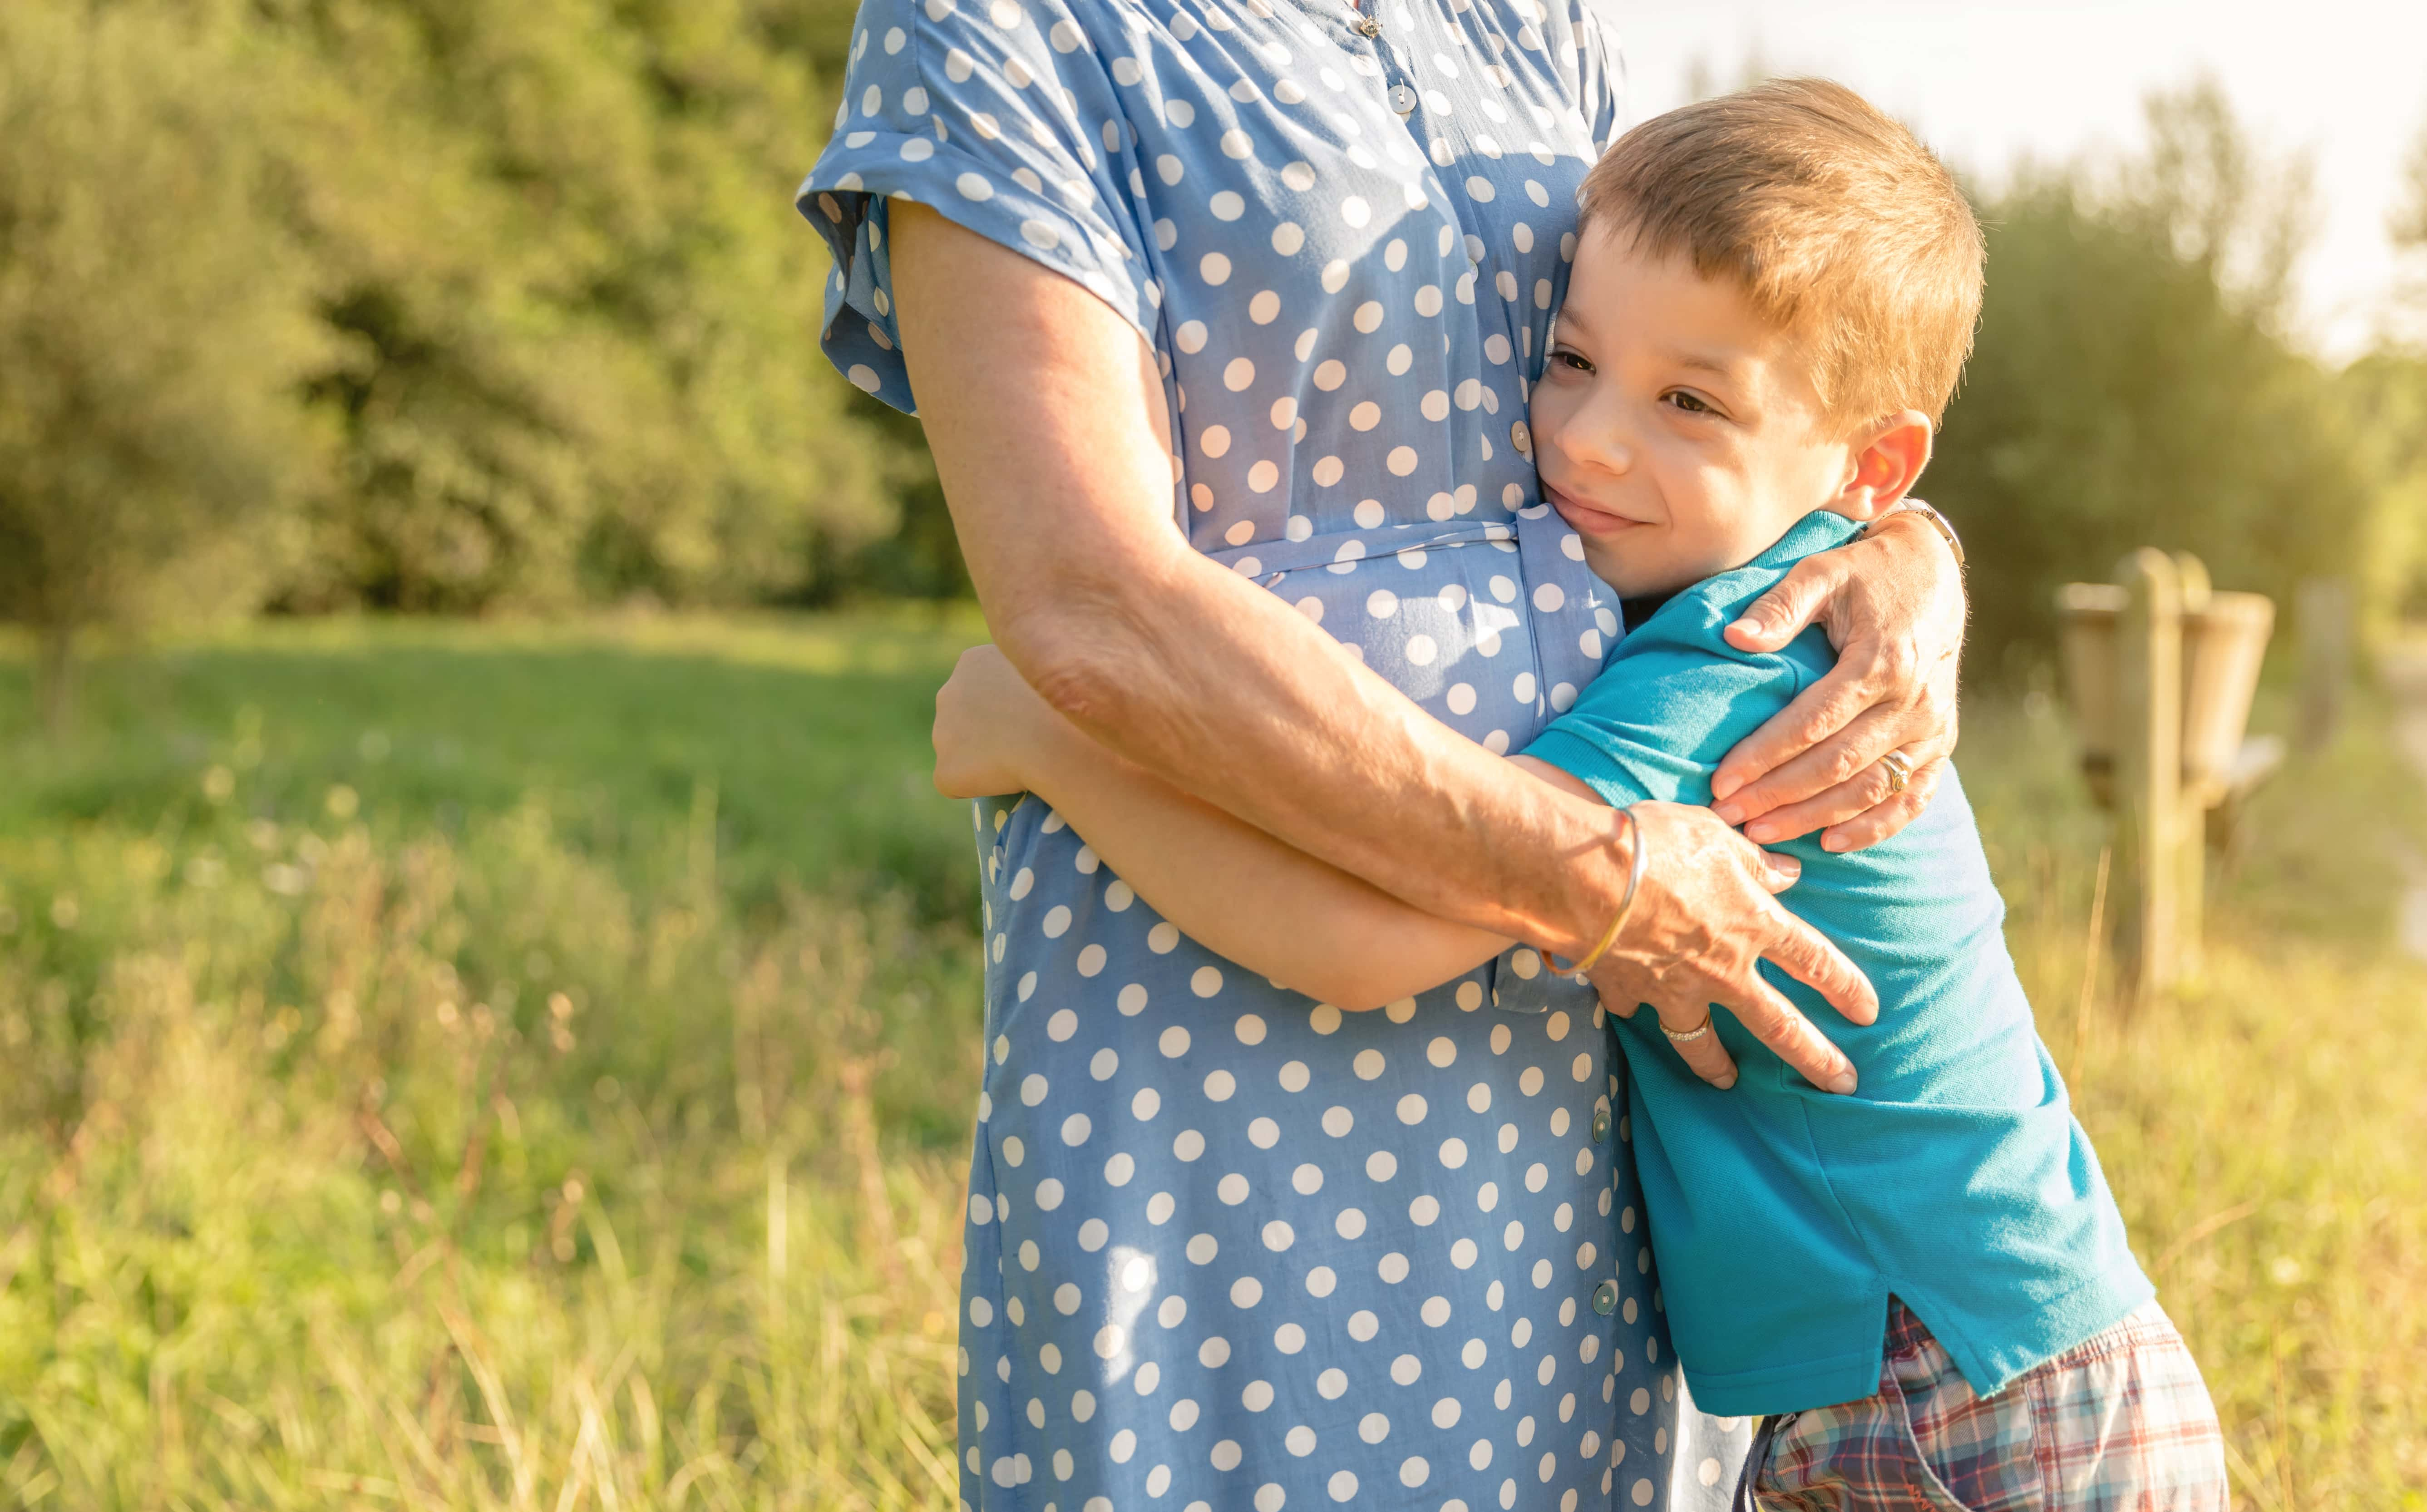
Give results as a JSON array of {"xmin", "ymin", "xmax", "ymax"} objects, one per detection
[{"xmin": 1542, "ymin": 478, "xmax": 1649, "ymax": 540}]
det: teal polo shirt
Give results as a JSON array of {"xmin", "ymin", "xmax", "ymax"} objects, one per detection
[{"xmin": 1524, "ymin": 510, "xmax": 2152, "ymax": 1417}]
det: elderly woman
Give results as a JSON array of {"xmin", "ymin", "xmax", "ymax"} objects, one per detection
[{"xmin": 796, "ymin": 1, "xmax": 1964, "ymax": 1507}]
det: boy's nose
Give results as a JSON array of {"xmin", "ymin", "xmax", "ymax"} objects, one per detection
[{"xmin": 1549, "ymin": 408, "xmax": 1634, "ymax": 478}]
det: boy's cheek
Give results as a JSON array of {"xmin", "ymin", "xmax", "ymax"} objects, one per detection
[{"xmin": 1526, "ymin": 384, "xmax": 1574, "ymax": 458}]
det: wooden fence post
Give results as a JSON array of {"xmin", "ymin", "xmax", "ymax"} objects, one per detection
[
  {"xmin": 2115, "ymin": 550, "xmax": 2184, "ymax": 1000},
  {"xmin": 2058, "ymin": 554, "xmax": 2279, "ymax": 999}
]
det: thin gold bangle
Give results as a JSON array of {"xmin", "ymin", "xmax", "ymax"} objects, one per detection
[
  {"xmin": 1863, "ymin": 498, "xmax": 1964, "ymax": 569},
  {"xmin": 1553, "ymin": 803, "xmax": 1646, "ymax": 976}
]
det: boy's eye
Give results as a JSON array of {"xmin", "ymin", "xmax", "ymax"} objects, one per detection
[
  {"xmin": 1662, "ymin": 389, "xmax": 1716, "ymax": 415},
  {"xmin": 1551, "ymin": 347, "xmax": 1593, "ymax": 374}
]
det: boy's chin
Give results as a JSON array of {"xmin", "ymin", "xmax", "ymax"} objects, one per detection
[
  {"xmin": 1587, "ymin": 538, "xmax": 1754, "ymax": 601},
  {"xmin": 1588, "ymin": 557, "xmax": 1695, "ymax": 601}
]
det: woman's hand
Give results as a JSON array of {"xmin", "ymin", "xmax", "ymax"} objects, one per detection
[
  {"xmin": 1709, "ymin": 506, "xmax": 1965, "ymax": 852},
  {"xmin": 1585, "ymin": 802, "xmax": 1877, "ymax": 1093},
  {"xmin": 933, "ymin": 644, "xmax": 1058, "ymax": 798}
]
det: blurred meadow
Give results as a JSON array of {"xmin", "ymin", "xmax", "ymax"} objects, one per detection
[{"xmin": 4, "ymin": 0, "xmax": 2427, "ymax": 1508}]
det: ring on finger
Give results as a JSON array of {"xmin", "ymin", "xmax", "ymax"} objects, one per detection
[
  {"xmin": 1662, "ymin": 1015, "xmax": 1714, "ymax": 1045},
  {"xmin": 1879, "ymin": 749, "xmax": 1915, "ymax": 795}
]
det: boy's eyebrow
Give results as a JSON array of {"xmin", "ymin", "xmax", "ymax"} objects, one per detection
[{"xmin": 1657, "ymin": 345, "xmax": 1752, "ymax": 384}]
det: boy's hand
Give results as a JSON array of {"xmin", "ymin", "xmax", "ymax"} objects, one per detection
[{"xmin": 933, "ymin": 645, "xmax": 1053, "ymax": 798}]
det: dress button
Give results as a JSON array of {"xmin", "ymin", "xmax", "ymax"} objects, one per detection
[
  {"xmin": 1592, "ymin": 1107, "xmax": 1612, "ymax": 1142},
  {"xmin": 1592, "ymin": 1280, "xmax": 1621, "ymax": 1316},
  {"xmin": 1387, "ymin": 82, "xmax": 1417, "ymax": 115}
]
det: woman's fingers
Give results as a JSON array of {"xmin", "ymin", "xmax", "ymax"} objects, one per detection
[
  {"xmin": 1611, "ymin": 962, "xmax": 1857, "ymax": 1093},
  {"xmin": 1758, "ymin": 904, "xmax": 1879, "ymax": 1027},
  {"xmin": 1737, "ymin": 724, "xmax": 1952, "ymax": 847},
  {"xmin": 1711, "ymin": 639, "xmax": 1911, "ymax": 814},
  {"xmin": 1652, "ymin": 1001, "xmax": 1739, "ymax": 1090},
  {"xmin": 1719, "ymin": 552, "xmax": 1846, "ymax": 655},
  {"xmin": 1722, "ymin": 691, "xmax": 1940, "ymax": 841},
  {"xmin": 1722, "ymin": 975, "xmax": 1859, "ymax": 1093},
  {"xmin": 1820, "ymin": 754, "xmax": 1946, "ymax": 853},
  {"xmin": 1586, "ymin": 805, "xmax": 1871, "ymax": 1095},
  {"xmin": 1711, "ymin": 508, "xmax": 1966, "ymax": 820}
]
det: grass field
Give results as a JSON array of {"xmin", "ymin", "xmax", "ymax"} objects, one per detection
[
  {"xmin": 3, "ymin": 610, "xmax": 992, "ymax": 927},
  {"xmin": 1, "ymin": 614, "xmax": 2424, "ymax": 1509}
]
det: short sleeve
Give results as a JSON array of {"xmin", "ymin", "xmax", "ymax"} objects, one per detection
[
  {"xmin": 795, "ymin": 0, "xmax": 1159, "ymax": 414},
  {"xmin": 1521, "ymin": 605, "xmax": 1814, "ymax": 812},
  {"xmin": 1566, "ymin": 0, "xmax": 1627, "ymax": 153}
]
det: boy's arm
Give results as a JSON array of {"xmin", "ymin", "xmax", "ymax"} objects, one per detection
[
  {"xmin": 1522, "ymin": 598, "xmax": 1872, "ymax": 1088},
  {"xmin": 935, "ymin": 644, "xmax": 1520, "ymax": 1009}
]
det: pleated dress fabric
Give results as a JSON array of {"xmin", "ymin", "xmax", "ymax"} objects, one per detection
[{"xmin": 796, "ymin": 0, "xmax": 1754, "ymax": 1506}]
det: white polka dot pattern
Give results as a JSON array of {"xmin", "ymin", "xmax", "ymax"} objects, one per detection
[{"xmin": 797, "ymin": 0, "xmax": 1751, "ymax": 1506}]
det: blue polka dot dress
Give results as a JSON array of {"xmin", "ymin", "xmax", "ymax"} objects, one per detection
[{"xmin": 796, "ymin": 0, "xmax": 1753, "ymax": 1507}]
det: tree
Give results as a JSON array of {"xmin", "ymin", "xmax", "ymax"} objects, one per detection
[
  {"xmin": 0, "ymin": 0, "xmax": 916, "ymax": 652},
  {"xmin": 2351, "ymin": 115, "xmax": 2427, "ymax": 616},
  {"xmin": 2389, "ymin": 109, "xmax": 2427, "ymax": 343},
  {"xmin": 0, "ymin": 4, "xmax": 331, "ymax": 731},
  {"xmin": 250, "ymin": 0, "xmax": 907, "ymax": 612},
  {"xmin": 2121, "ymin": 78, "xmax": 2315, "ymax": 330},
  {"xmin": 1929, "ymin": 80, "xmax": 2392, "ymax": 671}
]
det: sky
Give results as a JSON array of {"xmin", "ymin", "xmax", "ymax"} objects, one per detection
[{"xmin": 1598, "ymin": 0, "xmax": 2427, "ymax": 360}]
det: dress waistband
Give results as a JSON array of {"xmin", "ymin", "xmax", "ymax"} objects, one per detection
[{"xmin": 1201, "ymin": 513, "xmax": 1539, "ymax": 584}]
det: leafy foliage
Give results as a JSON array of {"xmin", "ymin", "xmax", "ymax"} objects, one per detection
[
  {"xmin": 0, "ymin": 0, "xmax": 913, "ymax": 674},
  {"xmin": 2389, "ymin": 108, "xmax": 2427, "ymax": 340},
  {"xmin": 1931, "ymin": 82, "xmax": 2396, "ymax": 673},
  {"xmin": 260, "ymin": 0, "xmax": 908, "ymax": 611},
  {"xmin": 0, "ymin": 5, "xmax": 333, "ymax": 725}
]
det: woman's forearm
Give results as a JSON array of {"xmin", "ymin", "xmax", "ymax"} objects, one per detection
[
  {"xmin": 1024, "ymin": 558, "xmax": 1634, "ymax": 955},
  {"xmin": 890, "ymin": 203, "xmax": 1635, "ymax": 957},
  {"xmin": 1002, "ymin": 689, "xmax": 1511, "ymax": 1010}
]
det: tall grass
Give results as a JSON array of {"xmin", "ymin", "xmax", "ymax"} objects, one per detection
[
  {"xmin": 1970, "ymin": 685, "xmax": 2427, "ymax": 1507},
  {"xmin": 1, "ymin": 657, "xmax": 2423, "ymax": 1506},
  {"xmin": 0, "ymin": 779, "xmax": 979, "ymax": 1509}
]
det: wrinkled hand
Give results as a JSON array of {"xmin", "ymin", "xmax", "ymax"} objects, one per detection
[
  {"xmin": 933, "ymin": 644, "xmax": 1052, "ymax": 798},
  {"xmin": 1587, "ymin": 802, "xmax": 1877, "ymax": 1093},
  {"xmin": 1710, "ymin": 505, "xmax": 1965, "ymax": 852}
]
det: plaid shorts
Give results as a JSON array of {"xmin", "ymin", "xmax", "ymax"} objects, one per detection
[{"xmin": 1738, "ymin": 1298, "xmax": 2229, "ymax": 1511}]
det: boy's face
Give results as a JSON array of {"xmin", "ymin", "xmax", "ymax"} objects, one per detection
[{"xmin": 1531, "ymin": 231, "xmax": 1870, "ymax": 600}]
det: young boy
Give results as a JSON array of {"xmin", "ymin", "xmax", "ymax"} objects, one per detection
[{"xmin": 934, "ymin": 79, "xmax": 2228, "ymax": 1509}]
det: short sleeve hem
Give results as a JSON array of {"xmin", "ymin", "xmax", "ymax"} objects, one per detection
[
  {"xmin": 1521, "ymin": 728, "xmax": 1655, "ymax": 812},
  {"xmin": 796, "ymin": 127, "xmax": 1157, "ymax": 413}
]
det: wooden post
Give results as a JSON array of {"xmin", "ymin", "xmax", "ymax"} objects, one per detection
[
  {"xmin": 2171, "ymin": 554, "xmax": 2210, "ymax": 989},
  {"xmin": 2115, "ymin": 550, "xmax": 2185, "ymax": 1000},
  {"xmin": 2297, "ymin": 577, "xmax": 2352, "ymax": 753}
]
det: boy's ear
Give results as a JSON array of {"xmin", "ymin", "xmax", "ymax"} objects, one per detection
[{"xmin": 1828, "ymin": 409, "xmax": 1934, "ymax": 521}]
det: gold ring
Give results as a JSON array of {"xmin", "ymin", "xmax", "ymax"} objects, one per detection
[
  {"xmin": 1880, "ymin": 750, "xmax": 1915, "ymax": 796},
  {"xmin": 1662, "ymin": 1016, "xmax": 1713, "ymax": 1044}
]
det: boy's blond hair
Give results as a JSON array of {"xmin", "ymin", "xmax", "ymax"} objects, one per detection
[{"xmin": 1577, "ymin": 78, "xmax": 1984, "ymax": 427}]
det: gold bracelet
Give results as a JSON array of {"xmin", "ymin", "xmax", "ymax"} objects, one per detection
[
  {"xmin": 1553, "ymin": 803, "xmax": 1646, "ymax": 976},
  {"xmin": 1862, "ymin": 497, "xmax": 1964, "ymax": 568}
]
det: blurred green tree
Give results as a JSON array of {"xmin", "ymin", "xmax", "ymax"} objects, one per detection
[
  {"xmin": 2391, "ymin": 110, "xmax": 2427, "ymax": 332},
  {"xmin": 0, "ymin": 0, "xmax": 917, "ymax": 646},
  {"xmin": 2351, "ymin": 113, "xmax": 2427, "ymax": 616},
  {"xmin": 0, "ymin": 4, "xmax": 332, "ymax": 732},
  {"xmin": 253, "ymin": 0, "xmax": 907, "ymax": 611},
  {"xmin": 1930, "ymin": 81, "xmax": 2397, "ymax": 674}
]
